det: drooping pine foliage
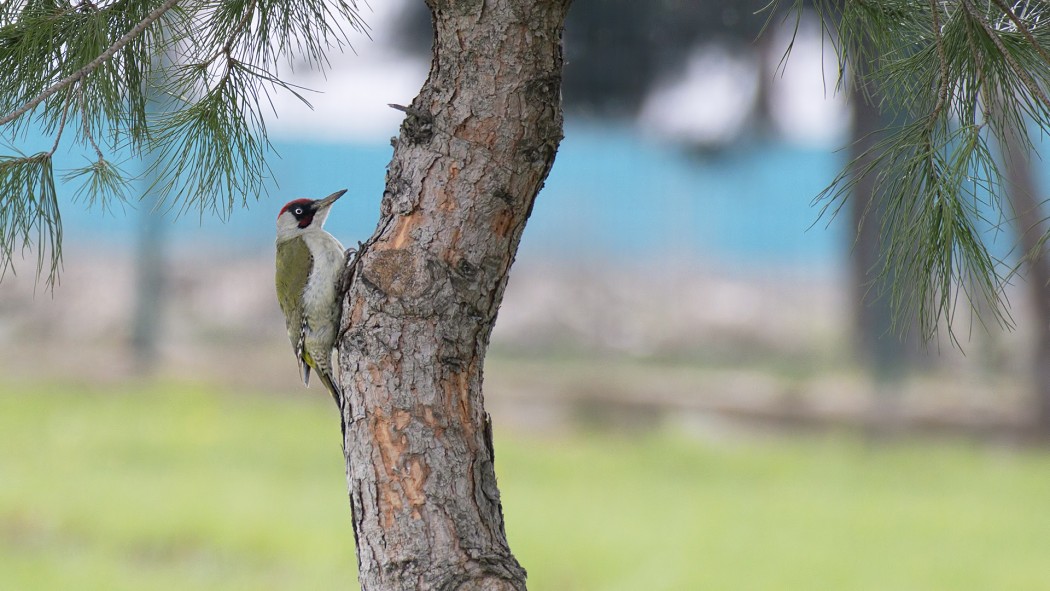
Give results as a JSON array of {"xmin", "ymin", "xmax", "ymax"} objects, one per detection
[
  {"xmin": 0, "ymin": 0, "xmax": 364, "ymax": 285},
  {"xmin": 4, "ymin": 1, "xmax": 1050, "ymax": 340},
  {"xmin": 771, "ymin": 0, "xmax": 1050, "ymax": 340}
]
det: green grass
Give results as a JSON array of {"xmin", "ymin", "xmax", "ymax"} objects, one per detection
[{"xmin": 1, "ymin": 381, "xmax": 1049, "ymax": 590}]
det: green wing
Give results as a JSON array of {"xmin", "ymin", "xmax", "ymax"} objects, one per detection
[{"xmin": 275, "ymin": 237, "xmax": 313, "ymax": 380}]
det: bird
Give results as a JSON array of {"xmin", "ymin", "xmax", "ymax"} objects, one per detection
[{"xmin": 274, "ymin": 189, "xmax": 349, "ymax": 405}]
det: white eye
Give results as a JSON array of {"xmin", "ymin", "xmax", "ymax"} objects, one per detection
[{"xmin": 294, "ymin": 208, "xmax": 303, "ymax": 215}]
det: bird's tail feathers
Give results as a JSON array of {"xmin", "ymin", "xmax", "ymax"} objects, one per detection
[
  {"xmin": 316, "ymin": 367, "xmax": 341, "ymax": 407},
  {"xmin": 316, "ymin": 367, "xmax": 348, "ymax": 451}
]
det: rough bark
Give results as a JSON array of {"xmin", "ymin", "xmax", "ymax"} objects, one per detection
[{"xmin": 335, "ymin": 1, "xmax": 571, "ymax": 589}]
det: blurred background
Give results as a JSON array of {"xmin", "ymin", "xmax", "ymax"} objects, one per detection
[{"xmin": 3, "ymin": 1, "xmax": 1050, "ymax": 589}]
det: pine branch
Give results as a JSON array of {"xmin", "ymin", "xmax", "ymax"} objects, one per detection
[
  {"xmin": 0, "ymin": 0, "xmax": 368, "ymax": 285},
  {"xmin": 0, "ymin": 152, "xmax": 62, "ymax": 287},
  {"xmin": 961, "ymin": 0, "xmax": 1050, "ymax": 113},
  {"xmin": 928, "ymin": 0, "xmax": 949, "ymax": 124},
  {"xmin": 0, "ymin": 0, "xmax": 181, "ymax": 128},
  {"xmin": 989, "ymin": 0, "xmax": 1050, "ymax": 66},
  {"xmin": 78, "ymin": 88, "xmax": 105, "ymax": 162},
  {"xmin": 222, "ymin": 0, "xmax": 259, "ymax": 55},
  {"xmin": 48, "ymin": 97, "xmax": 72, "ymax": 156},
  {"xmin": 771, "ymin": 0, "xmax": 1050, "ymax": 341}
]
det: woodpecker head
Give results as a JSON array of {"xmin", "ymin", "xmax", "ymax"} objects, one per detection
[{"xmin": 276, "ymin": 189, "xmax": 346, "ymax": 238}]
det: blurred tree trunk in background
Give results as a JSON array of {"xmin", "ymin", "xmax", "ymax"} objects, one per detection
[
  {"xmin": 847, "ymin": 68, "xmax": 924, "ymax": 428},
  {"xmin": 752, "ymin": 34, "xmax": 776, "ymax": 137},
  {"xmin": 849, "ymin": 82, "xmax": 897, "ymax": 371},
  {"xmin": 131, "ymin": 74, "xmax": 168, "ymax": 375},
  {"xmin": 336, "ymin": 0, "xmax": 571, "ymax": 588},
  {"xmin": 130, "ymin": 188, "xmax": 166, "ymax": 374},
  {"xmin": 1000, "ymin": 123, "xmax": 1050, "ymax": 438}
]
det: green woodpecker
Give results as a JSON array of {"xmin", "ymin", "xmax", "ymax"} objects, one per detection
[{"xmin": 275, "ymin": 189, "xmax": 348, "ymax": 404}]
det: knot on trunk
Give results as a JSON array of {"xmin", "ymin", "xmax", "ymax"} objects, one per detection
[
  {"xmin": 436, "ymin": 562, "xmax": 526, "ymax": 591},
  {"xmin": 448, "ymin": 576, "xmax": 520, "ymax": 591},
  {"xmin": 391, "ymin": 103, "xmax": 435, "ymax": 145}
]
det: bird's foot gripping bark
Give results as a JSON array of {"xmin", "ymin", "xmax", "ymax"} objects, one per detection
[
  {"xmin": 337, "ymin": 242, "xmax": 367, "ymax": 341},
  {"xmin": 339, "ymin": 245, "xmax": 360, "ymax": 297}
]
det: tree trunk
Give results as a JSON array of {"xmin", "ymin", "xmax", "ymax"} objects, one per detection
[
  {"xmin": 847, "ymin": 61, "xmax": 924, "ymax": 381},
  {"xmin": 848, "ymin": 76, "xmax": 894, "ymax": 371},
  {"xmin": 1000, "ymin": 123, "xmax": 1050, "ymax": 438},
  {"xmin": 336, "ymin": 1, "xmax": 571, "ymax": 589}
]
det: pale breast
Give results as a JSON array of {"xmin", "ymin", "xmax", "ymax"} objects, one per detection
[{"xmin": 301, "ymin": 230, "xmax": 345, "ymax": 344}]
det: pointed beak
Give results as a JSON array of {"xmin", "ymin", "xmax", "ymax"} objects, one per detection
[{"xmin": 315, "ymin": 189, "xmax": 347, "ymax": 210}]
